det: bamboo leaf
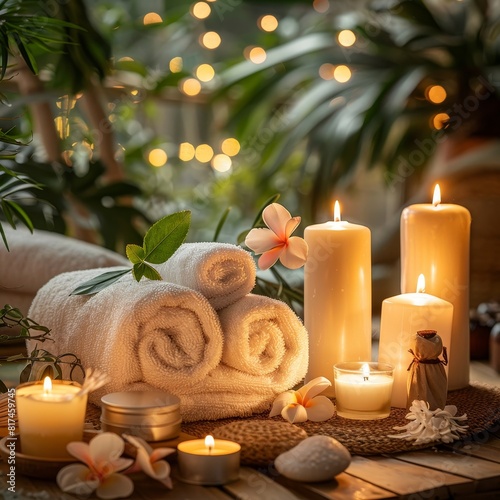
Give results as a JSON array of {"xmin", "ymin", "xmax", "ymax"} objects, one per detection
[
  {"xmin": 213, "ymin": 207, "xmax": 231, "ymax": 242},
  {"xmin": 70, "ymin": 268, "xmax": 131, "ymax": 295}
]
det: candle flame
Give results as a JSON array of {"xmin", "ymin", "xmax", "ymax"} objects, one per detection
[
  {"xmin": 43, "ymin": 376, "xmax": 52, "ymax": 394},
  {"xmin": 205, "ymin": 435, "xmax": 215, "ymax": 453},
  {"xmin": 432, "ymin": 184, "xmax": 441, "ymax": 207},
  {"xmin": 333, "ymin": 200, "xmax": 341, "ymax": 222},
  {"xmin": 416, "ymin": 274, "xmax": 426, "ymax": 293},
  {"xmin": 362, "ymin": 363, "xmax": 370, "ymax": 381}
]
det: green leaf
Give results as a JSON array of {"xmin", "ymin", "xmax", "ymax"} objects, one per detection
[
  {"xmin": 70, "ymin": 268, "xmax": 131, "ymax": 295},
  {"xmin": 213, "ymin": 207, "xmax": 231, "ymax": 242},
  {"xmin": 143, "ymin": 211, "xmax": 191, "ymax": 264},
  {"xmin": 132, "ymin": 262, "xmax": 162, "ymax": 282},
  {"xmin": 126, "ymin": 244, "xmax": 145, "ymax": 264},
  {"xmin": 132, "ymin": 262, "xmax": 144, "ymax": 281}
]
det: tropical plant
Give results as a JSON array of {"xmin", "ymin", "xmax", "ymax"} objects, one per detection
[{"xmin": 215, "ymin": 0, "xmax": 500, "ymax": 212}]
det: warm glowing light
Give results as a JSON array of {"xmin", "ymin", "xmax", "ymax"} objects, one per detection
[
  {"xmin": 362, "ymin": 363, "xmax": 370, "ymax": 380},
  {"xmin": 433, "ymin": 184, "xmax": 441, "ymax": 207},
  {"xmin": 196, "ymin": 64, "xmax": 215, "ymax": 82},
  {"xmin": 416, "ymin": 274, "xmax": 426, "ymax": 293},
  {"xmin": 143, "ymin": 12, "xmax": 163, "ymax": 25},
  {"xmin": 192, "ymin": 2, "xmax": 211, "ymax": 20},
  {"xmin": 195, "ymin": 144, "xmax": 214, "ymax": 163},
  {"xmin": 200, "ymin": 31, "xmax": 221, "ymax": 49},
  {"xmin": 148, "ymin": 148, "xmax": 168, "ymax": 167},
  {"xmin": 169, "ymin": 57, "xmax": 183, "ymax": 73},
  {"xmin": 432, "ymin": 112, "xmax": 449, "ymax": 130},
  {"xmin": 313, "ymin": 0, "xmax": 330, "ymax": 13},
  {"xmin": 179, "ymin": 142, "xmax": 195, "ymax": 161},
  {"xmin": 221, "ymin": 138, "xmax": 240, "ymax": 156},
  {"xmin": 334, "ymin": 200, "xmax": 341, "ymax": 222},
  {"xmin": 333, "ymin": 65, "xmax": 351, "ymax": 83},
  {"xmin": 259, "ymin": 14, "xmax": 278, "ymax": 32},
  {"xmin": 338, "ymin": 29, "xmax": 356, "ymax": 47},
  {"xmin": 212, "ymin": 154, "xmax": 232, "ymax": 172},
  {"xmin": 118, "ymin": 56, "xmax": 134, "ymax": 62},
  {"xmin": 43, "ymin": 376, "xmax": 52, "ymax": 393},
  {"xmin": 181, "ymin": 78, "xmax": 202, "ymax": 96},
  {"xmin": 426, "ymin": 85, "xmax": 447, "ymax": 104},
  {"xmin": 319, "ymin": 63, "xmax": 335, "ymax": 80},
  {"xmin": 205, "ymin": 435, "xmax": 215, "ymax": 450},
  {"xmin": 248, "ymin": 47, "xmax": 267, "ymax": 64}
]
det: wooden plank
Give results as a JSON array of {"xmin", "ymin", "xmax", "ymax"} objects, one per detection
[
  {"xmin": 275, "ymin": 471, "xmax": 397, "ymax": 500},
  {"xmin": 393, "ymin": 449, "xmax": 500, "ymax": 480},
  {"xmin": 451, "ymin": 442, "xmax": 500, "ymax": 464},
  {"xmin": 345, "ymin": 455, "xmax": 473, "ymax": 498},
  {"xmin": 223, "ymin": 467, "xmax": 304, "ymax": 500}
]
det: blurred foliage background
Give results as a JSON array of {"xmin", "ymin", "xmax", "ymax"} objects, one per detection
[{"xmin": 1, "ymin": 0, "xmax": 500, "ymax": 252}]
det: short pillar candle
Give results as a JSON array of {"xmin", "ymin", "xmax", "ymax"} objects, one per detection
[{"xmin": 16, "ymin": 378, "xmax": 87, "ymax": 458}]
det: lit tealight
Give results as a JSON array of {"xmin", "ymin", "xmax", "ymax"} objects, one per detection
[{"xmin": 205, "ymin": 435, "xmax": 215, "ymax": 453}]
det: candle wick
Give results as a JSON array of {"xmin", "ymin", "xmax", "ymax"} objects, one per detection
[
  {"xmin": 363, "ymin": 376, "xmax": 369, "ymax": 382},
  {"xmin": 208, "ymin": 446, "xmax": 212, "ymax": 455}
]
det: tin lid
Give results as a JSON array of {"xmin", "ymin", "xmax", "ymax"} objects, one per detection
[
  {"xmin": 101, "ymin": 406, "xmax": 180, "ymax": 426},
  {"xmin": 101, "ymin": 391, "xmax": 180, "ymax": 414}
]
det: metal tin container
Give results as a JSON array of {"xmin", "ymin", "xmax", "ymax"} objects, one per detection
[{"xmin": 100, "ymin": 391, "xmax": 181, "ymax": 441}]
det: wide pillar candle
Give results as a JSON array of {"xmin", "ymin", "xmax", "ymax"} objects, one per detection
[
  {"xmin": 304, "ymin": 202, "xmax": 371, "ymax": 395},
  {"xmin": 379, "ymin": 285, "xmax": 453, "ymax": 408},
  {"xmin": 400, "ymin": 185, "xmax": 471, "ymax": 390}
]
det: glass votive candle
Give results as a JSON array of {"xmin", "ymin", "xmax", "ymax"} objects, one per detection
[
  {"xmin": 16, "ymin": 377, "xmax": 87, "ymax": 458},
  {"xmin": 334, "ymin": 362, "xmax": 394, "ymax": 420},
  {"xmin": 177, "ymin": 435, "xmax": 241, "ymax": 485}
]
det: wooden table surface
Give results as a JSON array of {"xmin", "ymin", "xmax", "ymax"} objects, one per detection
[{"xmin": 1, "ymin": 429, "xmax": 500, "ymax": 500}]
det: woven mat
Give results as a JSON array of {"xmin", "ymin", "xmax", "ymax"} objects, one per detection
[
  {"xmin": 180, "ymin": 383, "xmax": 500, "ymax": 457},
  {"xmin": 84, "ymin": 383, "xmax": 500, "ymax": 459}
]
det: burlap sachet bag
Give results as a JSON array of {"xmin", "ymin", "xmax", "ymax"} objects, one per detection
[{"xmin": 407, "ymin": 330, "xmax": 448, "ymax": 410}]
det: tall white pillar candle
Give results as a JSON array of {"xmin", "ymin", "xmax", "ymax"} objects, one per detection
[
  {"xmin": 379, "ymin": 275, "xmax": 453, "ymax": 408},
  {"xmin": 400, "ymin": 184, "xmax": 471, "ymax": 390},
  {"xmin": 304, "ymin": 201, "xmax": 372, "ymax": 395}
]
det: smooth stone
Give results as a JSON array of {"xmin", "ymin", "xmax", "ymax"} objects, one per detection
[{"xmin": 274, "ymin": 435, "xmax": 351, "ymax": 482}]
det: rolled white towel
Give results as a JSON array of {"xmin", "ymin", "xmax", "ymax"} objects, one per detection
[
  {"xmin": 0, "ymin": 227, "xmax": 129, "ymax": 296},
  {"xmin": 156, "ymin": 242, "xmax": 256, "ymax": 310},
  {"xmin": 27, "ymin": 268, "xmax": 224, "ymax": 406},
  {"xmin": 179, "ymin": 294, "xmax": 309, "ymax": 421}
]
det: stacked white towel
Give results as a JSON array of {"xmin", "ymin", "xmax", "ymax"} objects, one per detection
[
  {"xmin": 156, "ymin": 242, "xmax": 256, "ymax": 310},
  {"xmin": 26, "ymin": 243, "xmax": 308, "ymax": 422},
  {"xmin": 27, "ymin": 268, "xmax": 224, "ymax": 407},
  {"xmin": 0, "ymin": 227, "xmax": 129, "ymax": 313}
]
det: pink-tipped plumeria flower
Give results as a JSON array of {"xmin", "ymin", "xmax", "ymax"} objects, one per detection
[
  {"xmin": 123, "ymin": 434, "xmax": 175, "ymax": 489},
  {"xmin": 56, "ymin": 432, "xmax": 134, "ymax": 499},
  {"xmin": 269, "ymin": 376, "xmax": 335, "ymax": 423},
  {"xmin": 245, "ymin": 203, "xmax": 308, "ymax": 270}
]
